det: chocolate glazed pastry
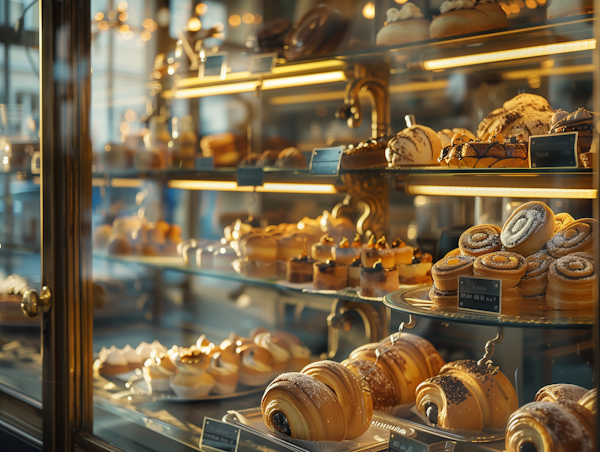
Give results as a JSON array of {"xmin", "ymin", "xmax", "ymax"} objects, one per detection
[{"xmin": 285, "ymin": 5, "xmax": 348, "ymax": 61}]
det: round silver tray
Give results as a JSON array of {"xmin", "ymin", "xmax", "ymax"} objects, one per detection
[{"xmin": 384, "ymin": 284, "xmax": 594, "ymax": 329}]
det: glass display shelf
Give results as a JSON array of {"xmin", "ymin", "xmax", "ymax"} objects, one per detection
[
  {"xmin": 169, "ymin": 15, "xmax": 595, "ymax": 100},
  {"xmin": 384, "ymin": 285, "xmax": 594, "ymax": 329}
]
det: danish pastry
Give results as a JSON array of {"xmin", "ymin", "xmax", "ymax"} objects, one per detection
[
  {"xmin": 301, "ymin": 361, "xmax": 373, "ymax": 439},
  {"xmin": 473, "ymin": 251, "xmax": 527, "ymax": 289},
  {"xmin": 553, "ymin": 212, "xmax": 575, "ymax": 234},
  {"xmin": 431, "ymin": 254, "xmax": 475, "ymax": 291},
  {"xmin": 579, "ymin": 388, "xmax": 597, "ymax": 415},
  {"xmin": 459, "ymin": 224, "xmax": 502, "ymax": 257},
  {"xmin": 344, "ymin": 334, "xmax": 445, "ymax": 408},
  {"xmin": 546, "ymin": 218, "xmax": 596, "ymax": 258},
  {"xmin": 261, "ymin": 373, "xmax": 347, "ymax": 441},
  {"xmin": 501, "ymin": 202, "xmax": 555, "ymax": 257},
  {"xmin": 506, "ymin": 402, "xmax": 595, "ymax": 452},
  {"xmin": 416, "ymin": 360, "xmax": 518, "ymax": 430},
  {"xmin": 534, "ymin": 383, "xmax": 588, "ymax": 404},
  {"xmin": 517, "ymin": 250, "xmax": 556, "ymax": 297},
  {"xmin": 546, "ymin": 252, "xmax": 596, "ymax": 310}
]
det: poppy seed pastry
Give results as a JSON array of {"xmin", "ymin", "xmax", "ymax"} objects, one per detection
[{"xmin": 386, "ymin": 125, "xmax": 442, "ymax": 166}]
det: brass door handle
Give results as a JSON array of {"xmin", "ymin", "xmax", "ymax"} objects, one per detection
[{"xmin": 21, "ymin": 286, "xmax": 52, "ymax": 318}]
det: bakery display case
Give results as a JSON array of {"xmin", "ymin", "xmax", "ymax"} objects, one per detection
[{"xmin": 0, "ymin": 0, "xmax": 598, "ymax": 451}]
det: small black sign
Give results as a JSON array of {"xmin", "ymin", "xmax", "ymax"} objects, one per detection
[
  {"xmin": 200, "ymin": 418, "xmax": 240, "ymax": 452},
  {"xmin": 458, "ymin": 276, "xmax": 502, "ymax": 314},
  {"xmin": 528, "ymin": 132, "xmax": 578, "ymax": 169},
  {"xmin": 249, "ymin": 53, "xmax": 276, "ymax": 74},
  {"xmin": 389, "ymin": 431, "xmax": 428, "ymax": 452},
  {"xmin": 200, "ymin": 53, "xmax": 227, "ymax": 79},
  {"xmin": 31, "ymin": 151, "xmax": 41, "ymax": 174},
  {"xmin": 196, "ymin": 156, "xmax": 215, "ymax": 170},
  {"xmin": 237, "ymin": 167, "xmax": 264, "ymax": 187},
  {"xmin": 310, "ymin": 146, "xmax": 344, "ymax": 176}
]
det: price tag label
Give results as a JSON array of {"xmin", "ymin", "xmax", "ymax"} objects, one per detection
[
  {"xmin": 196, "ymin": 156, "xmax": 215, "ymax": 170},
  {"xmin": 249, "ymin": 53, "xmax": 276, "ymax": 74},
  {"xmin": 237, "ymin": 167, "xmax": 264, "ymax": 187},
  {"xmin": 199, "ymin": 53, "xmax": 227, "ymax": 79},
  {"xmin": 31, "ymin": 151, "xmax": 41, "ymax": 174},
  {"xmin": 528, "ymin": 132, "xmax": 578, "ymax": 169},
  {"xmin": 458, "ymin": 276, "xmax": 502, "ymax": 314},
  {"xmin": 310, "ymin": 146, "xmax": 344, "ymax": 176},
  {"xmin": 200, "ymin": 418, "xmax": 240, "ymax": 452},
  {"xmin": 389, "ymin": 431, "xmax": 428, "ymax": 452}
]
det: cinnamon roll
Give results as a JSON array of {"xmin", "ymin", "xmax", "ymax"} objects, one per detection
[
  {"xmin": 579, "ymin": 389, "xmax": 597, "ymax": 415},
  {"xmin": 301, "ymin": 361, "xmax": 373, "ymax": 439},
  {"xmin": 520, "ymin": 294, "xmax": 551, "ymax": 312},
  {"xmin": 554, "ymin": 212, "xmax": 575, "ymax": 234},
  {"xmin": 517, "ymin": 249, "xmax": 556, "ymax": 297},
  {"xmin": 506, "ymin": 402, "xmax": 595, "ymax": 452},
  {"xmin": 431, "ymin": 254, "xmax": 475, "ymax": 291},
  {"xmin": 501, "ymin": 202, "xmax": 555, "ymax": 257},
  {"xmin": 534, "ymin": 383, "xmax": 588, "ymax": 404},
  {"xmin": 459, "ymin": 224, "xmax": 502, "ymax": 257},
  {"xmin": 261, "ymin": 373, "xmax": 347, "ymax": 441},
  {"xmin": 429, "ymin": 284, "xmax": 458, "ymax": 307},
  {"xmin": 546, "ymin": 218, "xmax": 596, "ymax": 258},
  {"xmin": 473, "ymin": 251, "xmax": 527, "ymax": 289},
  {"xmin": 416, "ymin": 360, "xmax": 517, "ymax": 431},
  {"xmin": 444, "ymin": 248, "xmax": 461, "ymax": 258},
  {"xmin": 502, "ymin": 286, "xmax": 523, "ymax": 309},
  {"xmin": 546, "ymin": 252, "xmax": 596, "ymax": 310}
]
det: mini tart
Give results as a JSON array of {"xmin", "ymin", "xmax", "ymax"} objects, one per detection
[
  {"xmin": 286, "ymin": 254, "xmax": 316, "ymax": 283},
  {"xmin": 501, "ymin": 286, "xmax": 523, "ymax": 310},
  {"xmin": 432, "ymin": 255, "xmax": 476, "ymax": 291},
  {"xmin": 349, "ymin": 258, "xmax": 362, "ymax": 288},
  {"xmin": 391, "ymin": 238, "xmax": 414, "ymax": 265},
  {"xmin": 360, "ymin": 262, "xmax": 399, "ymax": 297},
  {"xmin": 517, "ymin": 250, "xmax": 556, "ymax": 297},
  {"xmin": 473, "ymin": 251, "xmax": 527, "ymax": 289},
  {"xmin": 459, "ymin": 224, "xmax": 502, "ymax": 257},
  {"xmin": 311, "ymin": 235, "xmax": 334, "ymax": 262},
  {"xmin": 332, "ymin": 238, "xmax": 361, "ymax": 265},
  {"xmin": 313, "ymin": 260, "xmax": 349, "ymax": 291},
  {"xmin": 546, "ymin": 218, "xmax": 596, "ymax": 258},
  {"xmin": 429, "ymin": 285, "xmax": 458, "ymax": 307},
  {"xmin": 361, "ymin": 237, "xmax": 394, "ymax": 268}
]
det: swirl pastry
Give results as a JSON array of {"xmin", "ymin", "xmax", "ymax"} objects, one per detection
[
  {"xmin": 344, "ymin": 333, "xmax": 445, "ymax": 408},
  {"xmin": 385, "ymin": 125, "xmax": 442, "ymax": 167},
  {"xmin": 506, "ymin": 402, "xmax": 595, "ymax": 452},
  {"xmin": 261, "ymin": 373, "xmax": 347, "ymax": 441},
  {"xmin": 553, "ymin": 212, "xmax": 575, "ymax": 234},
  {"xmin": 501, "ymin": 202, "xmax": 555, "ymax": 257},
  {"xmin": 429, "ymin": 285, "xmax": 457, "ymax": 307},
  {"xmin": 301, "ymin": 361, "xmax": 373, "ymax": 439},
  {"xmin": 473, "ymin": 251, "xmax": 527, "ymax": 289},
  {"xmin": 416, "ymin": 360, "xmax": 518, "ymax": 430},
  {"xmin": 546, "ymin": 252, "xmax": 596, "ymax": 310},
  {"xmin": 517, "ymin": 250, "xmax": 556, "ymax": 297},
  {"xmin": 534, "ymin": 383, "xmax": 588, "ymax": 404},
  {"xmin": 431, "ymin": 254, "xmax": 475, "ymax": 291},
  {"xmin": 546, "ymin": 218, "xmax": 596, "ymax": 258},
  {"xmin": 501, "ymin": 286, "xmax": 523, "ymax": 310},
  {"xmin": 579, "ymin": 389, "xmax": 597, "ymax": 415},
  {"xmin": 459, "ymin": 224, "xmax": 502, "ymax": 257}
]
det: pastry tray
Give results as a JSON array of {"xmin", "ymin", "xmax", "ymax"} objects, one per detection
[{"xmin": 223, "ymin": 407, "xmax": 505, "ymax": 449}]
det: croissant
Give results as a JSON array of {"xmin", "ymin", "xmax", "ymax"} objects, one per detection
[
  {"xmin": 261, "ymin": 372, "xmax": 347, "ymax": 441},
  {"xmin": 342, "ymin": 357, "xmax": 399, "ymax": 412},
  {"xmin": 301, "ymin": 361, "xmax": 373, "ymax": 439},
  {"xmin": 344, "ymin": 333, "xmax": 445, "ymax": 409},
  {"xmin": 416, "ymin": 360, "xmax": 518, "ymax": 431},
  {"xmin": 579, "ymin": 389, "xmax": 597, "ymax": 415},
  {"xmin": 506, "ymin": 402, "xmax": 595, "ymax": 452},
  {"xmin": 534, "ymin": 383, "xmax": 588, "ymax": 404}
]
